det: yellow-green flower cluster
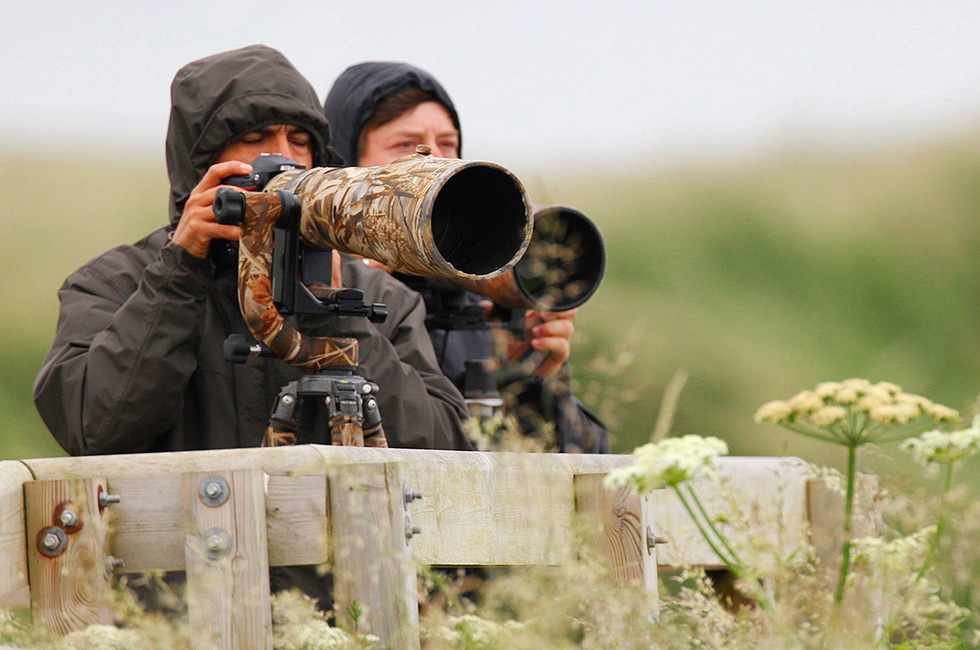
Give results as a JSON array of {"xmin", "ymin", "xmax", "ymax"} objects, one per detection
[
  {"xmin": 423, "ymin": 615, "xmax": 523, "ymax": 649},
  {"xmin": 754, "ymin": 379, "xmax": 957, "ymax": 428},
  {"xmin": 605, "ymin": 435, "xmax": 728, "ymax": 493},
  {"xmin": 900, "ymin": 416, "xmax": 980, "ymax": 467},
  {"xmin": 851, "ymin": 526, "xmax": 935, "ymax": 574},
  {"xmin": 63, "ymin": 624, "xmax": 142, "ymax": 650}
]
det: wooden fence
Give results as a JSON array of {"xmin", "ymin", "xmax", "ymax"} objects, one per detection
[{"xmin": 0, "ymin": 446, "xmax": 877, "ymax": 649}]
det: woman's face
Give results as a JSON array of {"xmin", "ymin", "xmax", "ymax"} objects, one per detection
[{"xmin": 358, "ymin": 101, "xmax": 460, "ymax": 166}]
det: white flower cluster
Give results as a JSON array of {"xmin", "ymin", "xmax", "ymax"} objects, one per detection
[
  {"xmin": 63, "ymin": 624, "xmax": 142, "ymax": 650},
  {"xmin": 271, "ymin": 590, "xmax": 362, "ymax": 650},
  {"xmin": 754, "ymin": 379, "xmax": 957, "ymax": 428},
  {"xmin": 424, "ymin": 614, "xmax": 523, "ymax": 649},
  {"xmin": 900, "ymin": 416, "xmax": 980, "ymax": 467},
  {"xmin": 275, "ymin": 622, "xmax": 357, "ymax": 650},
  {"xmin": 605, "ymin": 435, "xmax": 728, "ymax": 493},
  {"xmin": 851, "ymin": 526, "xmax": 935, "ymax": 574}
]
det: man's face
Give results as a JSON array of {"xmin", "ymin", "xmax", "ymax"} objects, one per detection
[
  {"xmin": 359, "ymin": 101, "xmax": 459, "ymax": 166},
  {"xmin": 215, "ymin": 124, "xmax": 314, "ymax": 168}
]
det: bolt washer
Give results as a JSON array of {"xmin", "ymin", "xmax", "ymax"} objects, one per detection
[{"xmin": 198, "ymin": 476, "xmax": 230, "ymax": 507}]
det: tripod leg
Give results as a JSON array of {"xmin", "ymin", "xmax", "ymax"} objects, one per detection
[
  {"xmin": 262, "ymin": 427, "xmax": 297, "ymax": 447},
  {"xmin": 363, "ymin": 423, "xmax": 389, "ymax": 448},
  {"xmin": 330, "ymin": 414, "xmax": 364, "ymax": 447}
]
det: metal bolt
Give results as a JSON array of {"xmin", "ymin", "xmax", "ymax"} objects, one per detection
[
  {"xmin": 99, "ymin": 493, "xmax": 121, "ymax": 508},
  {"xmin": 361, "ymin": 383, "xmax": 372, "ymax": 394},
  {"xmin": 206, "ymin": 534, "xmax": 225, "ymax": 553},
  {"xmin": 106, "ymin": 556, "xmax": 125, "ymax": 572},
  {"xmin": 59, "ymin": 509, "xmax": 80, "ymax": 529},
  {"xmin": 37, "ymin": 526, "xmax": 68, "ymax": 557},
  {"xmin": 42, "ymin": 532, "xmax": 61, "ymax": 551},
  {"xmin": 365, "ymin": 398, "xmax": 377, "ymax": 411},
  {"xmin": 281, "ymin": 394, "xmax": 296, "ymax": 407},
  {"xmin": 405, "ymin": 517, "xmax": 422, "ymax": 541},
  {"xmin": 202, "ymin": 528, "xmax": 232, "ymax": 560},
  {"xmin": 646, "ymin": 527, "xmax": 668, "ymax": 553},
  {"xmin": 324, "ymin": 395, "xmax": 332, "ymax": 406},
  {"xmin": 199, "ymin": 476, "xmax": 229, "ymax": 507}
]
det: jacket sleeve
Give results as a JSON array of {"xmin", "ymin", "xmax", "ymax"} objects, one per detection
[
  {"xmin": 298, "ymin": 265, "xmax": 473, "ymax": 451},
  {"xmin": 33, "ymin": 240, "xmax": 213, "ymax": 455}
]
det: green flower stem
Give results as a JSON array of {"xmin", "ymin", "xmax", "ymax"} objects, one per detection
[
  {"xmin": 672, "ymin": 484, "xmax": 774, "ymax": 612},
  {"xmin": 915, "ymin": 461, "xmax": 954, "ymax": 584},
  {"xmin": 834, "ymin": 442, "xmax": 859, "ymax": 603},
  {"xmin": 672, "ymin": 485, "xmax": 736, "ymax": 568},
  {"xmin": 686, "ymin": 484, "xmax": 744, "ymax": 568},
  {"xmin": 779, "ymin": 422, "xmax": 847, "ymax": 445}
]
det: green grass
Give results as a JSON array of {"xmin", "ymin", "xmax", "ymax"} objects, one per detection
[{"xmin": 4, "ymin": 132, "xmax": 980, "ymax": 465}]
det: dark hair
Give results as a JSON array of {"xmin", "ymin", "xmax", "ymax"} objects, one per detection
[{"xmin": 356, "ymin": 87, "xmax": 440, "ymax": 159}]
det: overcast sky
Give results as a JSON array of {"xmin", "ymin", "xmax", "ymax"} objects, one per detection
[{"xmin": 3, "ymin": 0, "xmax": 980, "ymax": 170}]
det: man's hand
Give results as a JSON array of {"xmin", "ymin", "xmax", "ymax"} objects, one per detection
[
  {"xmin": 506, "ymin": 308, "xmax": 577, "ymax": 377},
  {"xmin": 172, "ymin": 161, "xmax": 252, "ymax": 258}
]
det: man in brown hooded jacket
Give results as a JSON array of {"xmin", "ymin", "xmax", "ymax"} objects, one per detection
[{"xmin": 33, "ymin": 45, "xmax": 473, "ymax": 455}]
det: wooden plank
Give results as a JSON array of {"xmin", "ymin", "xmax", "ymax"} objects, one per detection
[
  {"xmin": 104, "ymin": 473, "xmax": 327, "ymax": 572},
  {"xmin": 0, "ymin": 461, "xmax": 33, "ymax": 604},
  {"xmin": 573, "ymin": 473, "xmax": 658, "ymax": 605},
  {"xmin": 314, "ymin": 448, "xmax": 578, "ymax": 566},
  {"xmin": 647, "ymin": 457, "xmax": 812, "ymax": 568},
  {"xmin": 24, "ymin": 477, "xmax": 112, "ymax": 635},
  {"xmin": 19, "ymin": 448, "xmax": 815, "ymax": 569},
  {"xmin": 329, "ymin": 462, "xmax": 419, "ymax": 650},
  {"xmin": 807, "ymin": 474, "xmax": 881, "ymax": 576},
  {"xmin": 183, "ymin": 469, "xmax": 272, "ymax": 650}
]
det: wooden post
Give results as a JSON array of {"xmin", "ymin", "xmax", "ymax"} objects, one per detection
[
  {"xmin": 807, "ymin": 474, "xmax": 881, "ymax": 576},
  {"xmin": 183, "ymin": 469, "xmax": 272, "ymax": 650},
  {"xmin": 0, "ymin": 461, "xmax": 33, "ymax": 608},
  {"xmin": 328, "ymin": 462, "xmax": 419, "ymax": 650},
  {"xmin": 24, "ymin": 477, "xmax": 112, "ymax": 634},
  {"xmin": 573, "ymin": 473, "xmax": 659, "ymax": 613}
]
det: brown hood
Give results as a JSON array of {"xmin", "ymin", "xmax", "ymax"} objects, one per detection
[{"xmin": 165, "ymin": 44, "xmax": 341, "ymax": 224}]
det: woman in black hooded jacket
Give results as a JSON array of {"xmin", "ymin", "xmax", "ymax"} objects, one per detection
[{"xmin": 323, "ymin": 61, "xmax": 609, "ymax": 454}]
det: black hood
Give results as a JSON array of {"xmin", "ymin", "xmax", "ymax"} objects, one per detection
[
  {"xmin": 322, "ymin": 61, "xmax": 461, "ymax": 167},
  {"xmin": 166, "ymin": 44, "xmax": 341, "ymax": 224}
]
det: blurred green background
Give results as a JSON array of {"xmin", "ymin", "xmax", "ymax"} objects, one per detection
[{"xmin": 3, "ymin": 128, "xmax": 980, "ymax": 470}]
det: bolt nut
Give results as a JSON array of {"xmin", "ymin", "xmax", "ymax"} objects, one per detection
[
  {"xmin": 202, "ymin": 528, "xmax": 232, "ymax": 560},
  {"xmin": 59, "ymin": 509, "xmax": 80, "ymax": 529},
  {"xmin": 199, "ymin": 476, "xmax": 229, "ymax": 507},
  {"xmin": 37, "ymin": 526, "xmax": 68, "ymax": 558}
]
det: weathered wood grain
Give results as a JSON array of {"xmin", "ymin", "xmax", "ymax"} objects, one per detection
[
  {"xmin": 329, "ymin": 462, "xmax": 419, "ymax": 650},
  {"xmin": 183, "ymin": 469, "xmax": 272, "ymax": 650},
  {"xmin": 24, "ymin": 478, "xmax": 111, "ymax": 635},
  {"xmin": 0, "ymin": 461, "xmax": 32, "ymax": 603},
  {"xmin": 574, "ymin": 473, "xmax": 658, "ymax": 601}
]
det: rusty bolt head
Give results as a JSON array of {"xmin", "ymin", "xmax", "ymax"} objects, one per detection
[
  {"xmin": 37, "ymin": 527, "xmax": 68, "ymax": 558},
  {"xmin": 59, "ymin": 509, "xmax": 80, "ymax": 529}
]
